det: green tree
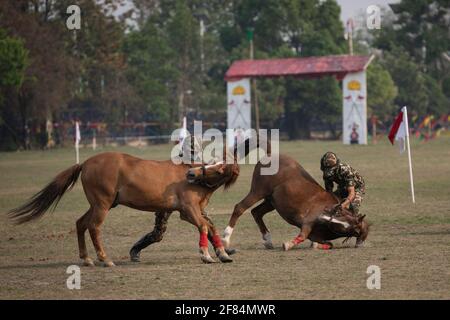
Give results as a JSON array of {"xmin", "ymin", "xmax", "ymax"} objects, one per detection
[
  {"xmin": 388, "ymin": 0, "xmax": 450, "ymax": 82},
  {"xmin": 423, "ymin": 74, "xmax": 449, "ymax": 115},
  {"xmin": 283, "ymin": 0, "xmax": 346, "ymax": 139},
  {"xmin": 126, "ymin": 0, "xmax": 233, "ymax": 126},
  {"xmin": 166, "ymin": 0, "xmax": 200, "ymax": 123},
  {"xmin": 382, "ymin": 49, "xmax": 429, "ymax": 115},
  {"xmin": 53, "ymin": 0, "xmax": 134, "ymax": 126},
  {"xmin": 0, "ymin": 29, "xmax": 27, "ymax": 90},
  {"xmin": 123, "ymin": 20, "xmax": 178, "ymax": 123},
  {"xmin": 366, "ymin": 61, "xmax": 398, "ymax": 119},
  {"xmin": 220, "ymin": 0, "xmax": 346, "ymax": 139},
  {"xmin": 0, "ymin": 28, "xmax": 28, "ymax": 149},
  {"xmin": 0, "ymin": 1, "xmax": 75, "ymax": 149},
  {"xmin": 372, "ymin": 0, "xmax": 450, "ymax": 116}
]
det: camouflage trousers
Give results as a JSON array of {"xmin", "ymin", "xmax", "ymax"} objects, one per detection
[{"xmin": 334, "ymin": 190, "xmax": 365, "ymax": 215}]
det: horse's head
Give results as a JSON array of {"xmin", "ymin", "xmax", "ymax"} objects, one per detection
[
  {"xmin": 322, "ymin": 204, "xmax": 369, "ymax": 247},
  {"xmin": 186, "ymin": 161, "xmax": 239, "ymax": 189}
]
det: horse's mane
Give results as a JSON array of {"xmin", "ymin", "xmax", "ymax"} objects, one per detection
[
  {"xmin": 221, "ymin": 145, "xmax": 240, "ymax": 190},
  {"xmin": 224, "ymin": 164, "xmax": 239, "ymax": 190}
]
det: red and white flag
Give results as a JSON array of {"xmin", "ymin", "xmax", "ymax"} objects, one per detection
[
  {"xmin": 388, "ymin": 106, "xmax": 415, "ymax": 203},
  {"xmin": 388, "ymin": 109, "xmax": 406, "ymax": 153}
]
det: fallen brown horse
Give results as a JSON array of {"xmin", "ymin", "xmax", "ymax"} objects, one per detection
[
  {"xmin": 8, "ymin": 152, "xmax": 239, "ymax": 266},
  {"xmin": 222, "ymin": 153, "xmax": 369, "ymax": 251}
]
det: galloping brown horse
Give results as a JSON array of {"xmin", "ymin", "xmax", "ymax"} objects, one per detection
[
  {"xmin": 222, "ymin": 154, "xmax": 369, "ymax": 251},
  {"xmin": 8, "ymin": 152, "xmax": 239, "ymax": 266}
]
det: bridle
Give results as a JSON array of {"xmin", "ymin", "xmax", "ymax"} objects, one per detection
[
  {"xmin": 195, "ymin": 163, "xmax": 230, "ymax": 189},
  {"xmin": 323, "ymin": 209, "xmax": 359, "ymax": 238}
]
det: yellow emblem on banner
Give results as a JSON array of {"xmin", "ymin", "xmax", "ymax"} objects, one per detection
[
  {"xmin": 347, "ymin": 80, "xmax": 361, "ymax": 91},
  {"xmin": 232, "ymin": 86, "xmax": 246, "ymax": 95}
]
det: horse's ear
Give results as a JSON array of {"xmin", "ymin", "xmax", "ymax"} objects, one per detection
[{"xmin": 358, "ymin": 214, "xmax": 366, "ymax": 223}]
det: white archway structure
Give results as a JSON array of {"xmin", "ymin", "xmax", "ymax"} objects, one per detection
[{"xmin": 225, "ymin": 54, "xmax": 374, "ymax": 144}]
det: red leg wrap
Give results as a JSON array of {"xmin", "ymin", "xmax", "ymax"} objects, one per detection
[
  {"xmin": 212, "ymin": 234, "xmax": 223, "ymax": 248},
  {"xmin": 293, "ymin": 235, "xmax": 304, "ymax": 245},
  {"xmin": 199, "ymin": 232, "xmax": 208, "ymax": 248},
  {"xmin": 320, "ymin": 244, "xmax": 331, "ymax": 250}
]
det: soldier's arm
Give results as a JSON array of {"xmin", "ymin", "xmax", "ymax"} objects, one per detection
[
  {"xmin": 323, "ymin": 177, "xmax": 334, "ymax": 192},
  {"xmin": 341, "ymin": 166, "xmax": 357, "ymax": 208},
  {"xmin": 341, "ymin": 186, "xmax": 356, "ymax": 209}
]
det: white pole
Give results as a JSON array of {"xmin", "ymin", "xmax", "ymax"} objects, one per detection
[
  {"xmin": 181, "ymin": 116, "xmax": 187, "ymax": 145},
  {"xmin": 403, "ymin": 106, "xmax": 415, "ymax": 203},
  {"xmin": 92, "ymin": 129, "xmax": 97, "ymax": 151},
  {"xmin": 75, "ymin": 121, "xmax": 80, "ymax": 164},
  {"xmin": 75, "ymin": 142, "xmax": 80, "ymax": 164}
]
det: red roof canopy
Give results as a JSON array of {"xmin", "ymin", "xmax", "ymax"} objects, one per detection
[{"xmin": 225, "ymin": 55, "xmax": 374, "ymax": 81}]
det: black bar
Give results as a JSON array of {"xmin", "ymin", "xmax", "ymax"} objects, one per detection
[{"xmin": 0, "ymin": 300, "xmax": 448, "ymax": 319}]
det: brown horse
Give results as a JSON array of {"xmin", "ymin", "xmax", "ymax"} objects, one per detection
[
  {"xmin": 221, "ymin": 153, "xmax": 369, "ymax": 251},
  {"xmin": 128, "ymin": 138, "xmax": 270, "ymax": 260},
  {"xmin": 8, "ymin": 152, "xmax": 239, "ymax": 266}
]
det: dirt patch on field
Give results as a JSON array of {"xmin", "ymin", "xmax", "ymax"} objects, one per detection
[{"xmin": 1, "ymin": 212, "xmax": 449, "ymax": 299}]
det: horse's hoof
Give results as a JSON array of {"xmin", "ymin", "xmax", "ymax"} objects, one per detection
[
  {"xmin": 101, "ymin": 260, "xmax": 116, "ymax": 267},
  {"xmin": 219, "ymin": 255, "xmax": 233, "ymax": 263},
  {"xmin": 216, "ymin": 250, "xmax": 233, "ymax": 263},
  {"xmin": 283, "ymin": 241, "xmax": 293, "ymax": 251},
  {"xmin": 130, "ymin": 250, "xmax": 141, "ymax": 262},
  {"xmin": 201, "ymin": 255, "xmax": 216, "ymax": 264},
  {"xmin": 355, "ymin": 241, "xmax": 364, "ymax": 248},
  {"xmin": 130, "ymin": 255, "xmax": 140, "ymax": 263},
  {"xmin": 225, "ymin": 248, "xmax": 238, "ymax": 255},
  {"xmin": 263, "ymin": 241, "xmax": 274, "ymax": 250},
  {"xmin": 82, "ymin": 257, "xmax": 95, "ymax": 267}
]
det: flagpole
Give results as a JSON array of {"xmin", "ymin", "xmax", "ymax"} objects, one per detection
[
  {"xmin": 75, "ymin": 141, "xmax": 80, "ymax": 164},
  {"xmin": 75, "ymin": 121, "xmax": 80, "ymax": 164},
  {"xmin": 403, "ymin": 107, "xmax": 415, "ymax": 203},
  {"xmin": 92, "ymin": 129, "xmax": 96, "ymax": 151}
]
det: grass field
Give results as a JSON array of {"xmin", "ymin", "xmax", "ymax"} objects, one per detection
[{"xmin": 0, "ymin": 137, "xmax": 449, "ymax": 299}]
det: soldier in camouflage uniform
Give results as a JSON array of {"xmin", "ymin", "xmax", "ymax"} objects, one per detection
[{"xmin": 320, "ymin": 152, "xmax": 365, "ymax": 215}]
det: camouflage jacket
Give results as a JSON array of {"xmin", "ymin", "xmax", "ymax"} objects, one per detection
[{"xmin": 323, "ymin": 163, "xmax": 365, "ymax": 195}]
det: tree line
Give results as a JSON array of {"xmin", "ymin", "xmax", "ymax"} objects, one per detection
[{"xmin": 0, "ymin": 0, "xmax": 449, "ymax": 150}]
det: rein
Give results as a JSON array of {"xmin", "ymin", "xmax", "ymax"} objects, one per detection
[
  {"xmin": 323, "ymin": 210, "xmax": 357, "ymax": 238},
  {"xmin": 195, "ymin": 164, "xmax": 229, "ymax": 189}
]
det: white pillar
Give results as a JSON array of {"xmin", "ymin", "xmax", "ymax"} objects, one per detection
[{"xmin": 342, "ymin": 71, "xmax": 368, "ymax": 145}]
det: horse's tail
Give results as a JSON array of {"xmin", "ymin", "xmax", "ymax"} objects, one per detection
[{"xmin": 8, "ymin": 164, "xmax": 83, "ymax": 224}]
